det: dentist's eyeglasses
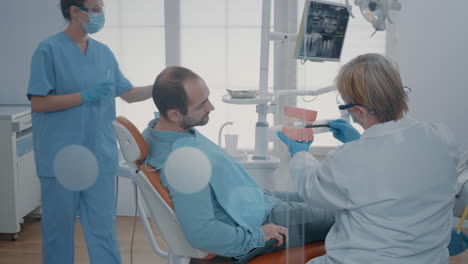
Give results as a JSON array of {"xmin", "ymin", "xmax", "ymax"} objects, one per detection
[
  {"xmin": 335, "ymin": 86, "xmax": 411, "ymax": 111},
  {"xmin": 338, "ymin": 103, "xmax": 362, "ymax": 111},
  {"xmin": 336, "ymin": 94, "xmax": 374, "ymax": 114},
  {"xmin": 403, "ymin": 86, "xmax": 412, "ymax": 94},
  {"xmin": 336, "ymin": 94, "xmax": 360, "ymax": 111}
]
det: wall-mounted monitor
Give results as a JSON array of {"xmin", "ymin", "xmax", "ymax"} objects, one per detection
[{"xmin": 294, "ymin": 0, "xmax": 350, "ymax": 62}]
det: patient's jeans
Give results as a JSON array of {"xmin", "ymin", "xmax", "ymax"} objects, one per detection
[{"xmin": 262, "ymin": 190, "xmax": 335, "ymax": 250}]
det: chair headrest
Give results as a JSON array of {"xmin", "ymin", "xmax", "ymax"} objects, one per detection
[
  {"xmin": 114, "ymin": 116, "xmax": 177, "ymax": 211},
  {"xmin": 114, "ymin": 116, "xmax": 149, "ymax": 165}
]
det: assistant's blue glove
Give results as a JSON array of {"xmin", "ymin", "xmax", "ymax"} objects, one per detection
[
  {"xmin": 328, "ymin": 119, "xmax": 361, "ymax": 143},
  {"xmin": 277, "ymin": 131, "xmax": 312, "ymax": 157},
  {"xmin": 80, "ymin": 82, "xmax": 113, "ymax": 104}
]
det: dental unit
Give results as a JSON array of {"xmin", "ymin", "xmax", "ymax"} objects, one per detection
[{"xmin": 219, "ymin": 0, "xmax": 351, "ymax": 188}]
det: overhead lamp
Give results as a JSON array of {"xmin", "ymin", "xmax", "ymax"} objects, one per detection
[{"xmin": 346, "ymin": 0, "xmax": 402, "ymax": 36}]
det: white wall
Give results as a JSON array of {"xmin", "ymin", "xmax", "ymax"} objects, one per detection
[
  {"xmin": 386, "ymin": 0, "xmax": 468, "ymax": 148},
  {"xmin": 0, "ymin": 0, "xmax": 63, "ymax": 104},
  {"xmin": 387, "ymin": 0, "xmax": 468, "ymax": 228}
]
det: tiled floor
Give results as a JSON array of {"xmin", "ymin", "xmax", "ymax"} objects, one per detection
[{"xmin": 0, "ymin": 216, "xmax": 467, "ymax": 264}]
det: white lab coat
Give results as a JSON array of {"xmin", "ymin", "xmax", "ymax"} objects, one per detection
[{"xmin": 289, "ymin": 117, "xmax": 458, "ymax": 264}]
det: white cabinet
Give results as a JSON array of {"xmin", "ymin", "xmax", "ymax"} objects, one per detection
[{"xmin": 0, "ymin": 105, "xmax": 40, "ymax": 239}]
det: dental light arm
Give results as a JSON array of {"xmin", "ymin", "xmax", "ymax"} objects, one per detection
[
  {"xmin": 344, "ymin": 0, "xmax": 356, "ymax": 18},
  {"xmin": 272, "ymin": 86, "xmax": 336, "ymax": 105}
]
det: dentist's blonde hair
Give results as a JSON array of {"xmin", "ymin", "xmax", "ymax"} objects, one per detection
[{"xmin": 336, "ymin": 53, "xmax": 409, "ymax": 123}]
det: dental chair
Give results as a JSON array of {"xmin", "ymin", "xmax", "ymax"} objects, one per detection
[{"xmin": 112, "ymin": 116, "xmax": 326, "ymax": 264}]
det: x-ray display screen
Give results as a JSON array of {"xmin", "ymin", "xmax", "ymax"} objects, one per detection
[{"xmin": 295, "ymin": 0, "xmax": 350, "ymax": 62}]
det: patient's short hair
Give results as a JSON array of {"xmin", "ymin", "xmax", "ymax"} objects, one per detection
[{"xmin": 152, "ymin": 66, "xmax": 200, "ymax": 118}]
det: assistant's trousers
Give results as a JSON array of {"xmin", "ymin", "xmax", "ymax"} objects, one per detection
[{"xmin": 39, "ymin": 173, "xmax": 121, "ymax": 264}]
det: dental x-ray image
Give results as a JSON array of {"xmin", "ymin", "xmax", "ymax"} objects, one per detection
[{"xmin": 295, "ymin": 0, "xmax": 350, "ymax": 62}]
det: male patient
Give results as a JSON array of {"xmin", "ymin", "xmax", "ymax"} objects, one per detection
[{"xmin": 142, "ymin": 66, "xmax": 334, "ymax": 258}]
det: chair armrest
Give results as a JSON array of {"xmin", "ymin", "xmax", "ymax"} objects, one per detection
[{"xmin": 232, "ymin": 235, "xmax": 284, "ymax": 264}]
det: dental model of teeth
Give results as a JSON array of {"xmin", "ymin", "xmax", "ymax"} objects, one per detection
[{"xmin": 281, "ymin": 106, "xmax": 332, "ymax": 141}]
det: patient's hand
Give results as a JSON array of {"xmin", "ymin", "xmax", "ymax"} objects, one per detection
[{"xmin": 260, "ymin": 224, "xmax": 288, "ymax": 247}]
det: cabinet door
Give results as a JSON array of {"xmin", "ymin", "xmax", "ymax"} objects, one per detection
[{"xmin": 17, "ymin": 151, "xmax": 40, "ymax": 218}]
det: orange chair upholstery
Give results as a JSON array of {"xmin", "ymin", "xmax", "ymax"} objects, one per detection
[{"xmin": 114, "ymin": 116, "xmax": 326, "ymax": 263}]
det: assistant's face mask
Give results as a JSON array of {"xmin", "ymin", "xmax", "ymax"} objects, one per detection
[{"xmin": 82, "ymin": 12, "xmax": 105, "ymax": 34}]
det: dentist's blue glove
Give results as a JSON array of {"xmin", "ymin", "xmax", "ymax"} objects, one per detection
[
  {"xmin": 277, "ymin": 131, "xmax": 312, "ymax": 157},
  {"xmin": 448, "ymin": 230, "xmax": 468, "ymax": 256},
  {"xmin": 328, "ymin": 119, "xmax": 361, "ymax": 143},
  {"xmin": 80, "ymin": 82, "xmax": 113, "ymax": 104}
]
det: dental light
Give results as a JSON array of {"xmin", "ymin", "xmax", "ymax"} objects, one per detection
[{"xmin": 346, "ymin": 0, "xmax": 402, "ymax": 36}]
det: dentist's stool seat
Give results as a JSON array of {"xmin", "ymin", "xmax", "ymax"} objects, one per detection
[{"xmin": 113, "ymin": 116, "xmax": 326, "ymax": 264}]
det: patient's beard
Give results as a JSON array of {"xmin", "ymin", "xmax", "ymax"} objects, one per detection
[{"xmin": 180, "ymin": 114, "xmax": 209, "ymax": 129}]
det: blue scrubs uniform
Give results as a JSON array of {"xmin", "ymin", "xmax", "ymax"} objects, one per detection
[{"xmin": 27, "ymin": 32, "xmax": 132, "ymax": 264}]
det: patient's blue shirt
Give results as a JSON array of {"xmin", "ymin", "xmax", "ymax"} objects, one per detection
[{"xmin": 142, "ymin": 117, "xmax": 278, "ymax": 257}]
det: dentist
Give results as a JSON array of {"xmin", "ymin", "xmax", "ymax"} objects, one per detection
[{"xmin": 278, "ymin": 53, "xmax": 458, "ymax": 264}]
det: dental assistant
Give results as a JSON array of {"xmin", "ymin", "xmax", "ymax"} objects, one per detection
[
  {"xmin": 27, "ymin": 0, "xmax": 153, "ymax": 263},
  {"xmin": 278, "ymin": 53, "xmax": 458, "ymax": 264}
]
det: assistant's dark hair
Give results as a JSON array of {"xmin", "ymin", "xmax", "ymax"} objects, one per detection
[
  {"xmin": 60, "ymin": 0, "xmax": 87, "ymax": 20},
  {"xmin": 152, "ymin": 66, "xmax": 200, "ymax": 118}
]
